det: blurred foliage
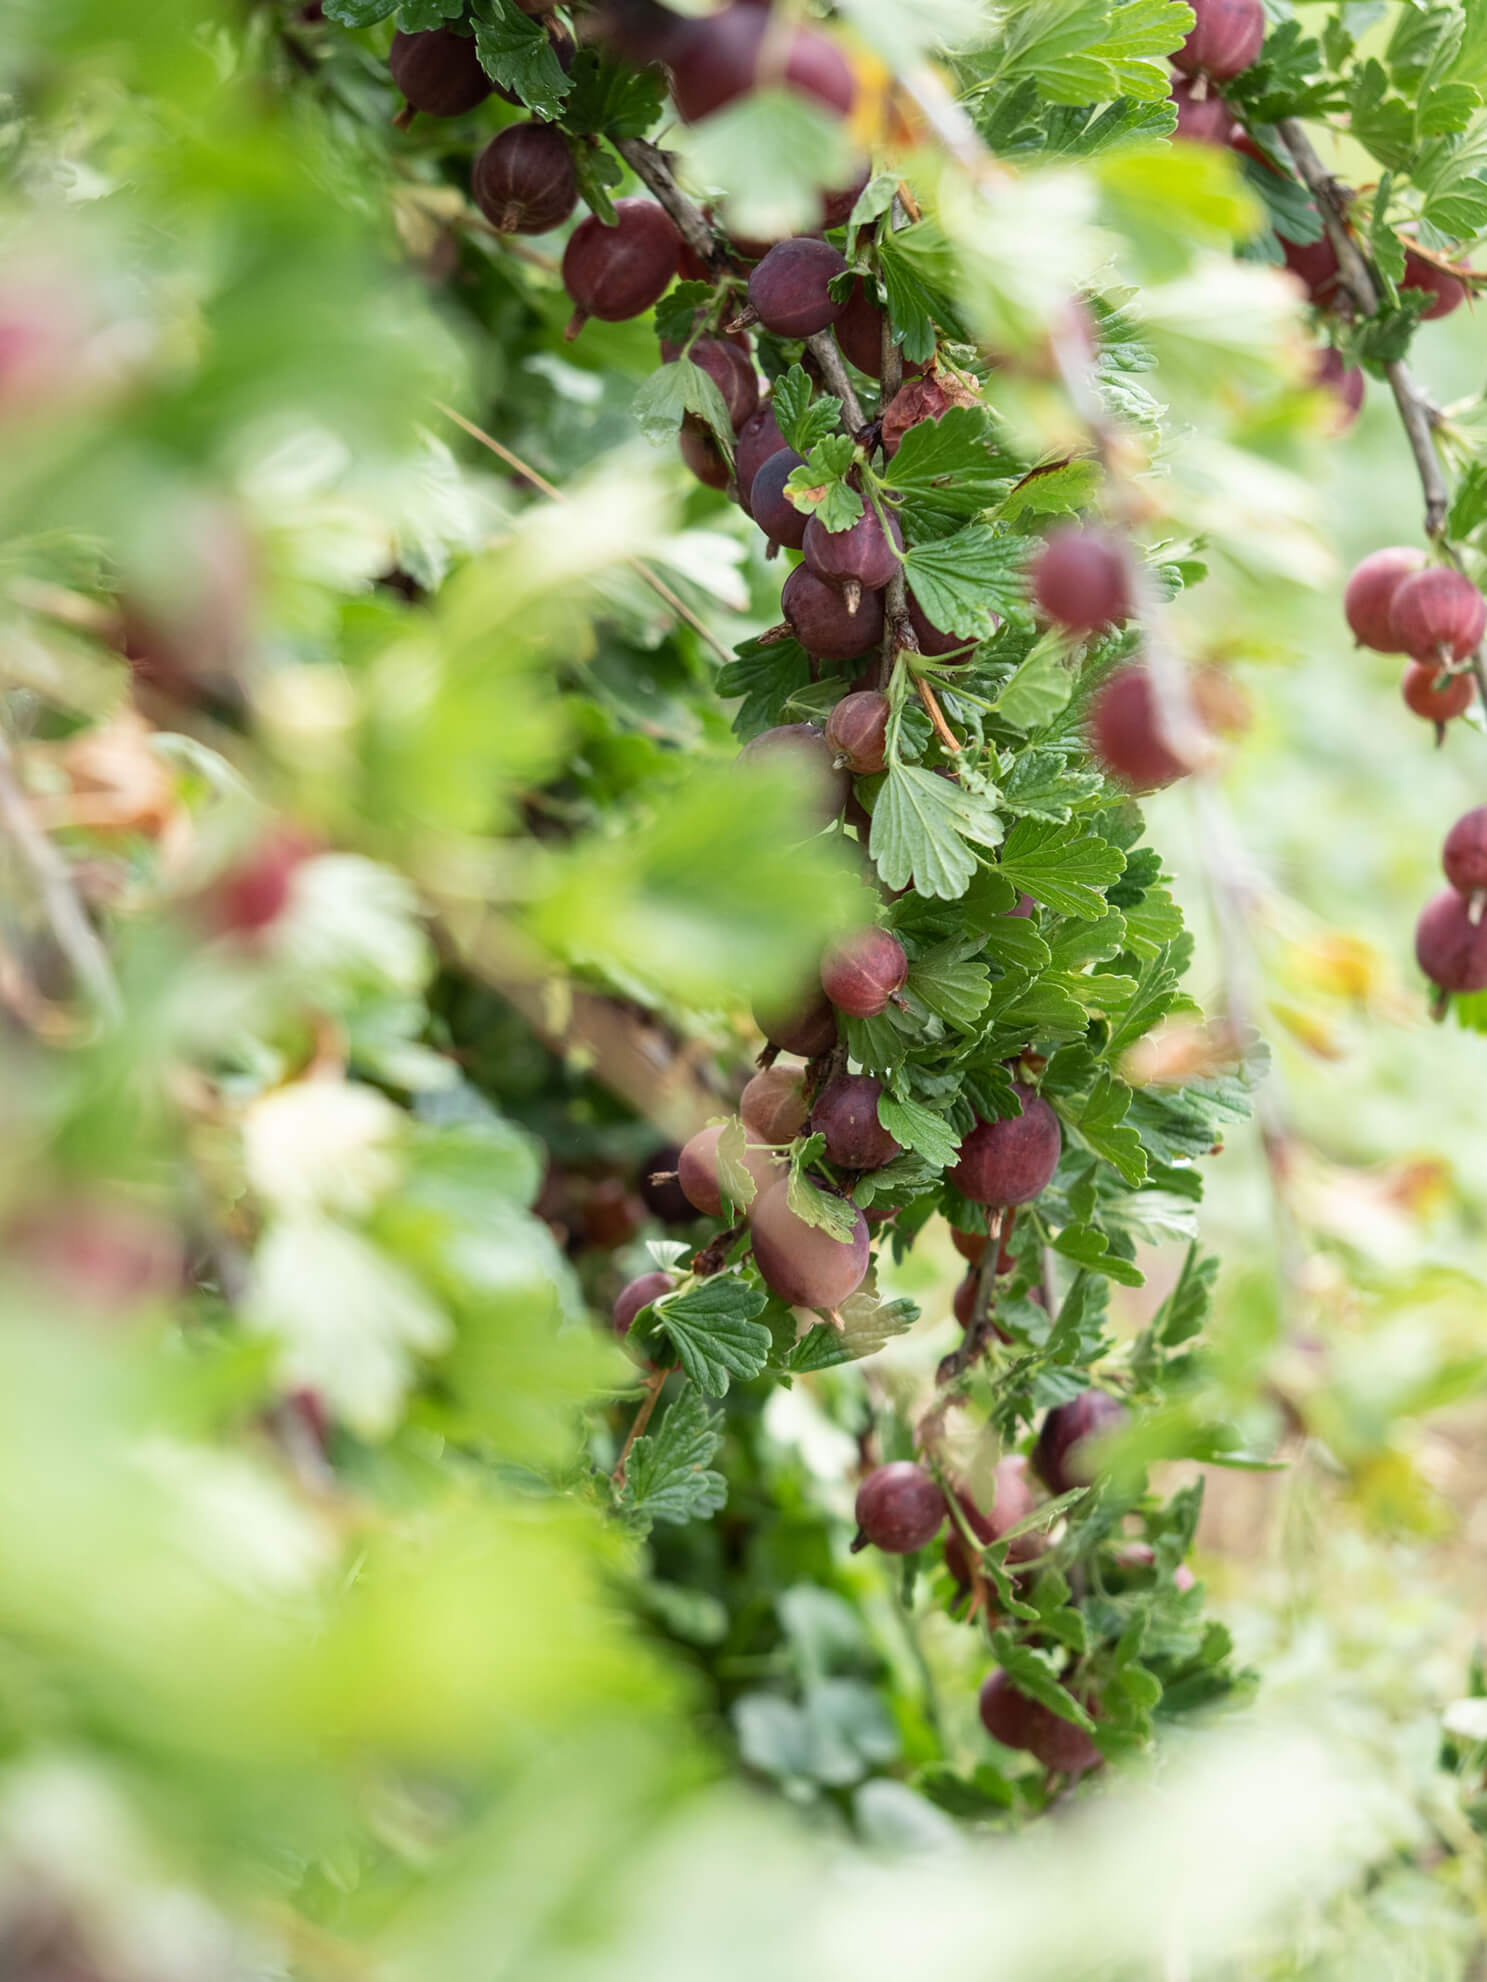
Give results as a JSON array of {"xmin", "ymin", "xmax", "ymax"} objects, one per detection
[{"xmin": 1, "ymin": 0, "xmax": 1486, "ymax": 1975}]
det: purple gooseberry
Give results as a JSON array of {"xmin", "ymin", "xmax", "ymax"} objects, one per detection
[
  {"xmin": 853, "ymin": 1461, "xmax": 946, "ymax": 1552},
  {"xmin": 820, "ymin": 926, "xmax": 908, "ymax": 1017},
  {"xmin": 810, "ymin": 1072, "xmax": 901, "ymax": 1170},
  {"xmin": 948, "ymin": 1083, "xmax": 1061, "ymax": 1206},
  {"xmin": 750, "ymin": 1179, "xmax": 869, "ymax": 1308}
]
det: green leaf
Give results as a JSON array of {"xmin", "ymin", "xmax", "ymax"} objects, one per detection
[
  {"xmin": 996, "ymin": 632, "xmax": 1079, "ymax": 731},
  {"xmin": 999, "ymin": 747, "xmax": 1102, "ymax": 821},
  {"xmin": 785, "ymin": 1166, "xmax": 861, "ymax": 1243},
  {"xmin": 323, "ymin": 0, "xmax": 396, "ymax": 22},
  {"xmin": 842, "ymin": 170, "xmax": 899, "ymax": 256},
  {"xmin": 998, "ymin": 817, "xmax": 1125, "ymax": 919},
  {"xmin": 716, "ymin": 1117, "xmax": 764, "ymax": 1212},
  {"xmin": 878, "ymin": 221, "xmax": 965, "ymax": 363},
  {"xmin": 655, "ymin": 1278, "xmax": 772, "ymax": 1396},
  {"xmin": 783, "ymin": 1290, "xmax": 919, "ymax": 1370},
  {"xmin": 471, "ymin": 0, "xmax": 575, "ymax": 118},
  {"xmin": 881, "ymin": 407, "xmax": 1005, "ymax": 518},
  {"xmin": 871, "ymin": 761, "xmax": 1004, "ymax": 900},
  {"xmin": 988, "ymin": 1631, "xmax": 1096, "ymax": 1731},
  {"xmin": 1062, "ymin": 1073, "xmax": 1148, "ymax": 1186},
  {"xmin": 1052, "ymin": 1223, "xmax": 1145, "ymax": 1286},
  {"xmin": 397, "ymin": 0, "xmax": 463, "ymax": 26},
  {"xmin": 619, "ymin": 1384, "xmax": 728, "ymax": 1530},
  {"xmin": 1448, "ymin": 460, "xmax": 1487, "ymax": 542},
  {"xmin": 653, "ymin": 281, "xmax": 718, "ymax": 348},
  {"xmin": 773, "ymin": 365, "xmax": 844, "ymax": 455},
  {"xmin": 906, "ymin": 939, "xmax": 993, "ymax": 1028},
  {"xmin": 996, "ymin": 458, "xmax": 1101, "ymax": 522},
  {"xmin": 631, "ymin": 358, "xmax": 735, "ymax": 452},
  {"xmin": 784, "ymin": 437, "xmax": 863, "ymax": 528},
  {"xmin": 903, "ymin": 527, "xmax": 1031, "ymax": 637},
  {"xmin": 1116, "ymin": 1662, "xmax": 1164, "ymax": 1709},
  {"xmin": 1151, "ymin": 1242, "xmax": 1217, "ymax": 1347},
  {"xmin": 1105, "ymin": 943, "xmax": 1181, "ymax": 1055},
  {"xmin": 981, "ymin": 916, "xmax": 1053, "ymax": 971},
  {"xmin": 716, "ymin": 634, "xmax": 814, "ymax": 741},
  {"xmin": 877, "ymin": 1092, "xmax": 962, "ymax": 1169},
  {"xmin": 558, "ymin": 46, "xmax": 668, "ymax": 138}
]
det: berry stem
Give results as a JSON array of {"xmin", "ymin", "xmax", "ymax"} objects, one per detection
[
  {"xmin": 611, "ymin": 1363, "xmax": 670, "ymax": 1486},
  {"xmin": 935, "ymin": 1212, "xmax": 1003, "ymax": 1384},
  {"xmin": 613, "ymin": 135, "xmax": 733, "ymax": 277},
  {"xmin": 1275, "ymin": 119, "xmax": 1449, "ymax": 540},
  {"xmin": 915, "ymin": 673, "xmax": 962, "ymax": 757}
]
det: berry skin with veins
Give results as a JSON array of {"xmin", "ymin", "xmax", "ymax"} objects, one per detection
[
  {"xmin": 1170, "ymin": 77, "xmax": 1236, "ymax": 144},
  {"xmin": 749, "ymin": 1179, "xmax": 869, "ymax": 1309},
  {"xmin": 747, "ymin": 238, "xmax": 849, "ymax": 338},
  {"xmin": 754, "ymin": 985, "xmax": 838, "ymax": 1059},
  {"xmin": 810, "ymin": 1072, "xmax": 901, "ymax": 1170},
  {"xmin": 1389, "ymin": 568, "xmax": 1487, "ymax": 663},
  {"xmin": 820, "ymin": 926, "xmax": 908, "ymax": 1017},
  {"xmin": 1443, "ymin": 807, "xmax": 1487, "ymax": 896},
  {"xmin": 803, "ymin": 507, "xmax": 903, "ymax": 607},
  {"xmin": 749, "ymin": 449, "xmax": 808, "ymax": 548},
  {"xmin": 1416, "ymin": 888, "xmax": 1487, "ymax": 992},
  {"xmin": 782, "ymin": 563, "xmax": 884, "ymax": 662},
  {"xmin": 949, "ymin": 1082, "xmax": 1060, "ymax": 1207},
  {"xmin": 853, "ymin": 1462, "xmax": 946, "ymax": 1553},
  {"xmin": 735, "ymin": 406, "xmax": 786, "ymax": 506},
  {"xmin": 1171, "ymin": 0, "xmax": 1265, "ymax": 80},
  {"xmin": 1344, "ymin": 547, "xmax": 1427, "ymax": 652},
  {"xmin": 676, "ymin": 1124, "xmax": 777, "ymax": 1217},
  {"xmin": 612, "ymin": 1270, "xmax": 674, "ymax": 1336},
  {"xmin": 389, "ymin": 26, "xmax": 493, "ymax": 116},
  {"xmin": 471, "ymin": 123, "xmax": 578, "ymax": 236},
  {"xmin": 561, "ymin": 200, "xmax": 681, "ymax": 337},
  {"xmin": 1402, "ymin": 660, "xmax": 1472, "ymax": 725},
  {"xmin": 740, "ymin": 1066, "xmax": 809, "ymax": 1145},
  {"xmin": 825, "ymin": 690, "xmax": 889, "ymax": 774}
]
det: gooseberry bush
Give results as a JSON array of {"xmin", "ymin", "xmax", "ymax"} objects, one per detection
[{"xmin": 3, "ymin": 0, "xmax": 1487, "ymax": 1970}]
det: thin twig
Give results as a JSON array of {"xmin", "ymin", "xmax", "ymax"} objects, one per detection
[
  {"xmin": 916, "ymin": 674, "xmax": 962, "ymax": 755},
  {"xmin": 614, "ymin": 136, "xmax": 733, "ymax": 275},
  {"xmin": 936, "ymin": 1212, "xmax": 1003, "ymax": 1383},
  {"xmin": 612, "ymin": 1363, "xmax": 669, "ymax": 1485},
  {"xmin": 435, "ymin": 401, "xmax": 735, "ymax": 664},
  {"xmin": 1275, "ymin": 119, "xmax": 1450, "ymax": 537},
  {"xmin": 0, "ymin": 724, "xmax": 120, "ymax": 1023},
  {"xmin": 806, "ymin": 330, "xmax": 867, "ymax": 436},
  {"xmin": 879, "ymin": 201, "xmax": 911, "ymax": 691}
]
